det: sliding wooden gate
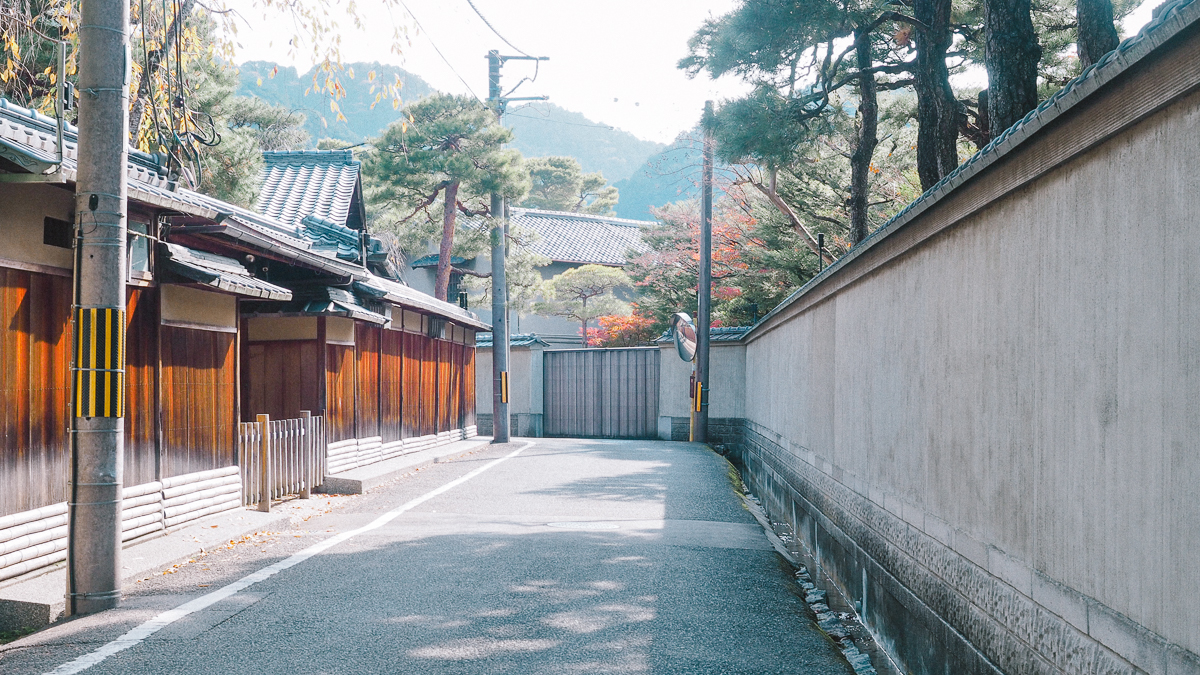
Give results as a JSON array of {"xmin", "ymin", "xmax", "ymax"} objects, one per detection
[{"xmin": 543, "ymin": 347, "xmax": 659, "ymax": 439}]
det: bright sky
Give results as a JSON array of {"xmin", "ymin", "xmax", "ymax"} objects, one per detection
[
  {"xmin": 225, "ymin": 0, "xmax": 1167, "ymax": 144},
  {"xmin": 224, "ymin": 0, "xmax": 751, "ymax": 144}
]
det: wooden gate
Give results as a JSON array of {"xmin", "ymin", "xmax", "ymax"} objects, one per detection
[{"xmin": 543, "ymin": 347, "xmax": 660, "ymax": 439}]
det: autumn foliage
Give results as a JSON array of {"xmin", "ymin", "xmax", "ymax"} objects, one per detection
[{"xmin": 584, "ymin": 314, "xmax": 660, "ymax": 347}]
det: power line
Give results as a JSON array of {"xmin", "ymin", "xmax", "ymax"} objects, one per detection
[
  {"xmin": 463, "ymin": 0, "xmax": 530, "ymax": 57},
  {"xmin": 504, "ymin": 112, "xmax": 614, "ymax": 131},
  {"xmin": 395, "ymin": 0, "xmax": 484, "ymax": 102}
]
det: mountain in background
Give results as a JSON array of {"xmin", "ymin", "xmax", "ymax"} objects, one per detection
[
  {"xmin": 612, "ymin": 131, "xmax": 705, "ymax": 221},
  {"xmin": 236, "ymin": 61, "xmax": 692, "ymax": 215},
  {"xmin": 503, "ymin": 103, "xmax": 664, "ymax": 183},
  {"xmin": 237, "ymin": 61, "xmax": 438, "ymax": 147}
]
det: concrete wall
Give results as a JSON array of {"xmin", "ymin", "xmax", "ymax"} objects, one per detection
[
  {"xmin": 160, "ymin": 284, "xmax": 237, "ymax": 330},
  {"xmin": 657, "ymin": 342, "xmax": 746, "ymax": 440},
  {"xmin": 730, "ymin": 22, "xmax": 1200, "ymax": 675},
  {"xmin": 0, "ymin": 182, "xmax": 75, "ymax": 271},
  {"xmin": 475, "ymin": 344, "xmax": 544, "ymax": 436}
]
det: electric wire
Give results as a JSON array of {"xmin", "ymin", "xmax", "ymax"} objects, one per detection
[
  {"xmin": 395, "ymin": 0, "xmax": 484, "ymax": 103},
  {"xmin": 463, "ymin": 0, "xmax": 529, "ymax": 57},
  {"xmin": 503, "ymin": 111, "xmax": 614, "ymax": 131}
]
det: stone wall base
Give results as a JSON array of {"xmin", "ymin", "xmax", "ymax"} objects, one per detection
[
  {"xmin": 722, "ymin": 418, "xmax": 1199, "ymax": 675},
  {"xmin": 476, "ymin": 413, "xmax": 543, "ymax": 438}
]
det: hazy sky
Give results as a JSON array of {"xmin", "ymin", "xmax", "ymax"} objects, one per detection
[
  {"xmin": 225, "ymin": 0, "xmax": 751, "ymax": 144},
  {"xmin": 225, "ymin": 0, "xmax": 1165, "ymax": 145}
]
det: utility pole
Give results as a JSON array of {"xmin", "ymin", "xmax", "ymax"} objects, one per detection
[
  {"xmin": 694, "ymin": 101, "xmax": 714, "ymax": 444},
  {"xmin": 486, "ymin": 50, "xmax": 547, "ymax": 444},
  {"xmin": 68, "ymin": 0, "xmax": 128, "ymax": 615},
  {"xmin": 487, "ymin": 50, "xmax": 510, "ymax": 444}
]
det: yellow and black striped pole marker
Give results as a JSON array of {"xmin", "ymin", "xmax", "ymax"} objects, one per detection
[
  {"xmin": 501, "ymin": 371, "xmax": 509, "ymax": 404},
  {"xmin": 74, "ymin": 307, "xmax": 125, "ymax": 418}
]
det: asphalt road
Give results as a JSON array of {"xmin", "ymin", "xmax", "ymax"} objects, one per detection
[{"xmin": 1, "ymin": 438, "xmax": 852, "ymax": 674}]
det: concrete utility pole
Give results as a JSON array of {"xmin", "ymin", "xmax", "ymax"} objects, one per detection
[
  {"xmin": 486, "ymin": 50, "xmax": 547, "ymax": 443},
  {"xmin": 694, "ymin": 101, "xmax": 714, "ymax": 444},
  {"xmin": 487, "ymin": 50, "xmax": 511, "ymax": 443},
  {"xmin": 68, "ymin": 0, "xmax": 129, "ymax": 615}
]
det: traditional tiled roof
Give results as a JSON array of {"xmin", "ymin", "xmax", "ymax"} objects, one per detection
[
  {"xmin": 0, "ymin": 98, "xmax": 173, "ymax": 189},
  {"xmin": 411, "ymin": 254, "xmax": 468, "ymax": 268},
  {"xmin": 511, "ymin": 209, "xmax": 652, "ymax": 265},
  {"xmin": 0, "ymin": 100, "xmax": 486, "ymax": 330},
  {"xmin": 161, "ymin": 243, "xmax": 292, "ymax": 300},
  {"xmin": 301, "ymin": 214, "xmax": 361, "ymax": 262},
  {"xmin": 475, "ymin": 333, "xmax": 550, "ymax": 348},
  {"xmin": 409, "ymin": 209, "xmax": 651, "ymax": 269},
  {"xmin": 655, "ymin": 326, "xmax": 753, "ymax": 343},
  {"xmin": 257, "ymin": 150, "xmax": 362, "ymax": 228}
]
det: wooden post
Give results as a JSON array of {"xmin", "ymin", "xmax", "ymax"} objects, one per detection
[
  {"xmin": 299, "ymin": 410, "xmax": 312, "ymax": 499},
  {"xmin": 257, "ymin": 413, "xmax": 270, "ymax": 512}
]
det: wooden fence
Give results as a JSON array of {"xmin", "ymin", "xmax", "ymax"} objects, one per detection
[
  {"xmin": 543, "ymin": 347, "xmax": 661, "ymax": 439},
  {"xmin": 238, "ymin": 412, "xmax": 326, "ymax": 510}
]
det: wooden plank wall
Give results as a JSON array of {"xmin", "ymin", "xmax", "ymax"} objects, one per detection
[
  {"xmin": 0, "ymin": 268, "xmax": 72, "ymax": 517},
  {"xmin": 436, "ymin": 340, "xmax": 451, "ymax": 432},
  {"xmin": 2, "ymin": 285, "xmax": 480, "ymax": 518},
  {"xmin": 447, "ymin": 342, "xmax": 462, "ymax": 431},
  {"xmin": 124, "ymin": 286, "xmax": 159, "ymax": 487},
  {"xmin": 463, "ymin": 346, "xmax": 476, "ymax": 429},
  {"xmin": 325, "ymin": 343, "xmax": 356, "ymax": 443},
  {"xmin": 401, "ymin": 332, "xmax": 422, "ymax": 439},
  {"xmin": 380, "ymin": 328, "xmax": 404, "ymax": 444},
  {"xmin": 419, "ymin": 334, "xmax": 438, "ymax": 436},
  {"xmin": 160, "ymin": 325, "xmax": 237, "ymax": 479},
  {"xmin": 355, "ymin": 324, "xmax": 381, "ymax": 440},
  {"xmin": 243, "ymin": 340, "xmax": 321, "ymax": 422}
]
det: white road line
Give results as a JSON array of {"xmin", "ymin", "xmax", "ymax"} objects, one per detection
[{"xmin": 44, "ymin": 441, "xmax": 534, "ymax": 675}]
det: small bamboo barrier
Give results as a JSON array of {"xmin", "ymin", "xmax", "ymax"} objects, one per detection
[{"xmin": 239, "ymin": 411, "xmax": 326, "ymax": 511}]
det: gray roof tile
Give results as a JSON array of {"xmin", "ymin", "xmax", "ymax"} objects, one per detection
[
  {"xmin": 511, "ymin": 209, "xmax": 652, "ymax": 265},
  {"xmin": 258, "ymin": 150, "xmax": 360, "ymax": 228},
  {"xmin": 0, "ymin": 102, "xmax": 486, "ymax": 329},
  {"xmin": 475, "ymin": 333, "xmax": 550, "ymax": 348}
]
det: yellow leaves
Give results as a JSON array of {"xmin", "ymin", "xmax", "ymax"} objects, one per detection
[
  {"xmin": 367, "ymin": 69, "xmax": 376, "ymax": 83},
  {"xmin": 270, "ymin": 65, "xmax": 278, "ymax": 79},
  {"xmin": 257, "ymin": 76, "xmax": 263, "ymax": 86}
]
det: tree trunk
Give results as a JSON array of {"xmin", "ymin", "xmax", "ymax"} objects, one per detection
[
  {"xmin": 914, "ymin": 0, "xmax": 962, "ymax": 191},
  {"xmin": 580, "ymin": 298, "xmax": 589, "ymax": 347},
  {"xmin": 434, "ymin": 180, "xmax": 460, "ymax": 301},
  {"xmin": 748, "ymin": 181, "xmax": 834, "ymax": 265},
  {"xmin": 985, "ymin": 0, "xmax": 1042, "ymax": 139},
  {"xmin": 1077, "ymin": 0, "xmax": 1119, "ymax": 69},
  {"xmin": 848, "ymin": 27, "xmax": 879, "ymax": 245},
  {"xmin": 128, "ymin": 0, "xmax": 196, "ymax": 144}
]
